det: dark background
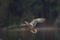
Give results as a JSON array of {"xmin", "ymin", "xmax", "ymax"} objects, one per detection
[{"xmin": 0, "ymin": 0, "xmax": 60, "ymax": 40}]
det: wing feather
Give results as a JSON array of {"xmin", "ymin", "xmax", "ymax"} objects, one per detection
[{"xmin": 30, "ymin": 18, "xmax": 45, "ymax": 26}]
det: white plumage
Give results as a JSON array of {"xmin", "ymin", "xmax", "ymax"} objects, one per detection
[{"xmin": 29, "ymin": 18, "xmax": 45, "ymax": 27}]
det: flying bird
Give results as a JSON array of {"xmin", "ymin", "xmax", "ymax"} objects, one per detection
[{"xmin": 20, "ymin": 18, "xmax": 46, "ymax": 34}]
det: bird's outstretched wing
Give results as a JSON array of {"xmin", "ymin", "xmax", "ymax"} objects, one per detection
[{"xmin": 29, "ymin": 18, "xmax": 45, "ymax": 26}]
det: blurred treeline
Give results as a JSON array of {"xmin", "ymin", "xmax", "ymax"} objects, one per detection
[
  {"xmin": 0, "ymin": 0, "xmax": 60, "ymax": 40},
  {"xmin": 0, "ymin": 0, "xmax": 60, "ymax": 27}
]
